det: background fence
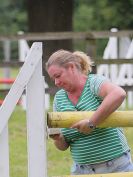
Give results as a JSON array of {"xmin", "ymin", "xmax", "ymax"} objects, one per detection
[{"xmin": 0, "ymin": 29, "xmax": 133, "ymax": 109}]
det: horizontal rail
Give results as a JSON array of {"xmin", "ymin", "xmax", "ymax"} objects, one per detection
[
  {"xmin": 94, "ymin": 59, "xmax": 133, "ymax": 64},
  {"xmin": 0, "ymin": 30, "xmax": 133, "ymax": 41},
  {"xmin": 0, "ymin": 61, "xmax": 23, "ymax": 67},
  {"xmin": 0, "ymin": 59, "xmax": 133, "ymax": 68},
  {"xmin": 45, "ymin": 86, "xmax": 133, "ymax": 94},
  {"xmin": 0, "ymin": 87, "xmax": 58, "ymax": 95},
  {"xmin": 47, "ymin": 111, "xmax": 133, "ymax": 128},
  {"xmin": 0, "ymin": 79, "xmax": 15, "ymax": 84},
  {"xmin": 55, "ymin": 172, "xmax": 133, "ymax": 177}
]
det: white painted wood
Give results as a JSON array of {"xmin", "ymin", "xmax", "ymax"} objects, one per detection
[
  {"xmin": 18, "ymin": 37, "xmax": 50, "ymax": 111},
  {"xmin": 119, "ymin": 37, "xmax": 131, "ymax": 58},
  {"xmin": 0, "ymin": 42, "xmax": 46, "ymax": 177},
  {"xmin": 98, "ymin": 28, "xmax": 118, "ymax": 83},
  {"xmin": 0, "ymin": 42, "xmax": 42, "ymax": 134},
  {"xmin": 117, "ymin": 39, "xmax": 133, "ymax": 108},
  {"xmin": 0, "ymin": 126, "xmax": 9, "ymax": 177},
  {"xmin": 26, "ymin": 58, "xmax": 46, "ymax": 177},
  {"xmin": 98, "ymin": 28, "xmax": 133, "ymax": 109},
  {"xmin": 18, "ymin": 31, "xmax": 30, "ymax": 62},
  {"xmin": 47, "ymin": 128, "xmax": 61, "ymax": 135},
  {"xmin": 3, "ymin": 40, "xmax": 11, "ymax": 89},
  {"xmin": 18, "ymin": 33, "xmax": 30, "ymax": 110},
  {"xmin": 116, "ymin": 39, "xmax": 133, "ymax": 86}
]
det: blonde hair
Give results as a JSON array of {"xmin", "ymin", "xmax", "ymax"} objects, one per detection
[{"xmin": 45, "ymin": 49, "xmax": 93, "ymax": 75}]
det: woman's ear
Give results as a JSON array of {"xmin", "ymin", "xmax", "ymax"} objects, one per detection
[{"xmin": 66, "ymin": 62, "xmax": 75, "ymax": 70}]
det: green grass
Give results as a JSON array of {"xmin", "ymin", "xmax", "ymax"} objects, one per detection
[
  {"xmin": 47, "ymin": 140, "xmax": 72, "ymax": 176},
  {"xmin": 9, "ymin": 107, "xmax": 27, "ymax": 177},
  {"xmin": 0, "ymin": 68, "xmax": 19, "ymax": 78}
]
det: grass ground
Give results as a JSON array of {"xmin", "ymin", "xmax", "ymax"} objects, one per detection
[{"xmin": 8, "ymin": 106, "xmax": 133, "ymax": 177}]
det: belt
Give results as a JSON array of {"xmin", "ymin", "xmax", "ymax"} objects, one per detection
[{"xmin": 78, "ymin": 151, "xmax": 130, "ymax": 171}]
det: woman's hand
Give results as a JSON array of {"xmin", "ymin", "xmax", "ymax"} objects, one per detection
[
  {"xmin": 71, "ymin": 119, "xmax": 94, "ymax": 134},
  {"xmin": 49, "ymin": 134, "xmax": 61, "ymax": 141},
  {"xmin": 49, "ymin": 133, "xmax": 69, "ymax": 151}
]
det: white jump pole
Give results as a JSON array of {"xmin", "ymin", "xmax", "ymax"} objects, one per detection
[{"xmin": 26, "ymin": 59, "xmax": 46, "ymax": 177}]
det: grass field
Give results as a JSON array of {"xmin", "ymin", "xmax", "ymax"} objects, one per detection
[{"xmin": 7, "ymin": 106, "xmax": 133, "ymax": 177}]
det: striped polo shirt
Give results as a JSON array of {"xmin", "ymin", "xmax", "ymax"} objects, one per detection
[{"xmin": 53, "ymin": 74, "xmax": 129, "ymax": 164}]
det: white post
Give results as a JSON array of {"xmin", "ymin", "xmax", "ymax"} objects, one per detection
[
  {"xmin": 3, "ymin": 40, "xmax": 11, "ymax": 89},
  {"xmin": 26, "ymin": 50, "xmax": 47, "ymax": 177},
  {"xmin": 118, "ymin": 39, "xmax": 133, "ymax": 109},
  {"xmin": 97, "ymin": 28, "xmax": 118, "ymax": 82},
  {"xmin": 18, "ymin": 31, "xmax": 30, "ymax": 62},
  {"xmin": 3, "ymin": 40, "xmax": 11, "ymax": 78},
  {"xmin": 0, "ymin": 126, "xmax": 9, "ymax": 177}
]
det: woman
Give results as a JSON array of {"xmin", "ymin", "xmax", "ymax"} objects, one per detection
[{"xmin": 46, "ymin": 49, "xmax": 133, "ymax": 175}]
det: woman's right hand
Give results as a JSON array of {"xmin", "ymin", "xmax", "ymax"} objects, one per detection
[
  {"xmin": 49, "ymin": 133, "xmax": 69, "ymax": 151},
  {"xmin": 49, "ymin": 134, "xmax": 61, "ymax": 141}
]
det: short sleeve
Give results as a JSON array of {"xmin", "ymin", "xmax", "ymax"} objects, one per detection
[
  {"xmin": 90, "ymin": 74, "xmax": 108, "ymax": 96},
  {"xmin": 53, "ymin": 95, "xmax": 57, "ymax": 111}
]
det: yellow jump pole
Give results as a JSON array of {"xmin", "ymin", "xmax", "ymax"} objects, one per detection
[
  {"xmin": 47, "ymin": 111, "xmax": 133, "ymax": 128},
  {"xmin": 55, "ymin": 172, "xmax": 133, "ymax": 177}
]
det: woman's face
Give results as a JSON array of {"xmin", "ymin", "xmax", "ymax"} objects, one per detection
[{"xmin": 48, "ymin": 64, "xmax": 76, "ymax": 92}]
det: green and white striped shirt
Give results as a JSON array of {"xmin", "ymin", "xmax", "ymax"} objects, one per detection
[{"xmin": 53, "ymin": 74, "xmax": 129, "ymax": 164}]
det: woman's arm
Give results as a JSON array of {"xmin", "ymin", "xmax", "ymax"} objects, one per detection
[
  {"xmin": 71, "ymin": 82, "xmax": 126, "ymax": 134},
  {"xmin": 90, "ymin": 82, "xmax": 126, "ymax": 125}
]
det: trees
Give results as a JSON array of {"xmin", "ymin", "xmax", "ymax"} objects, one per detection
[
  {"xmin": 26, "ymin": 0, "xmax": 74, "ymax": 84},
  {"xmin": 73, "ymin": 0, "xmax": 133, "ymax": 57},
  {"xmin": 26, "ymin": 0, "xmax": 73, "ymax": 56},
  {"xmin": 74, "ymin": 0, "xmax": 133, "ymax": 30},
  {"xmin": 1, "ymin": 0, "xmax": 133, "ymax": 34},
  {"xmin": 0, "ymin": 0, "xmax": 27, "ymax": 34}
]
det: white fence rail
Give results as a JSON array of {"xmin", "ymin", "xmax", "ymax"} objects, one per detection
[{"xmin": 0, "ymin": 42, "xmax": 46, "ymax": 177}]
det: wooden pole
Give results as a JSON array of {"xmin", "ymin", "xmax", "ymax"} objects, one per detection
[{"xmin": 47, "ymin": 111, "xmax": 133, "ymax": 128}]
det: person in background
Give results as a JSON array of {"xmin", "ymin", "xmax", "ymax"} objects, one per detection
[{"xmin": 46, "ymin": 49, "xmax": 133, "ymax": 175}]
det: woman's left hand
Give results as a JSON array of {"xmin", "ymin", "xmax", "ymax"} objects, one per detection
[{"xmin": 71, "ymin": 119, "xmax": 93, "ymax": 134}]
